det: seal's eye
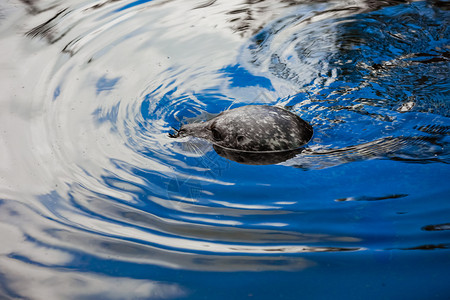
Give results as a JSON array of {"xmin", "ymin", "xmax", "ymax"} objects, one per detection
[{"xmin": 211, "ymin": 128, "xmax": 223, "ymax": 141}]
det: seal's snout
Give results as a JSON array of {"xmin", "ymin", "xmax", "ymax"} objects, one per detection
[
  {"xmin": 169, "ymin": 122, "xmax": 209, "ymax": 139},
  {"xmin": 169, "ymin": 127, "xmax": 183, "ymax": 138}
]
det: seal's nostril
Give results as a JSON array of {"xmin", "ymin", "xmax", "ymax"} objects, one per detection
[
  {"xmin": 169, "ymin": 127, "xmax": 179, "ymax": 138},
  {"xmin": 237, "ymin": 135, "xmax": 244, "ymax": 143},
  {"xmin": 168, "ymin": 127, "xmax": 186, "ymax": 138}
]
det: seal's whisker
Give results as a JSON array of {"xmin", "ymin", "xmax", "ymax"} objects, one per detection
[{"xmin": 189, "ymin": 142, "xmax": 206, "ymax": 155}]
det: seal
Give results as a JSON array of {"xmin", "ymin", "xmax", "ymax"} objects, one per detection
[{"xmin": 170, "ymin": 105, "xmax": 313, "ymax": 164}]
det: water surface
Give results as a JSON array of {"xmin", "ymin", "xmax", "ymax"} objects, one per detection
[{"xmin": 0, "ymin": 0, "xmax": 449, "ymax": 299}]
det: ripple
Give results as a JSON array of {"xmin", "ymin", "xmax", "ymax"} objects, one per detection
[
  {"xmin": 335, "ymin": 193, "xmax": 408, "ymax": 202},
  {"xmin": 3, "ymin": 0, "xmax": 374, "ymax": 272},
  {"xmin": 422, "ymin": 223, "xmax": 450, "ymax": 231}
]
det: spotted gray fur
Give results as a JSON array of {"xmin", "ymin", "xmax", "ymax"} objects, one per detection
[{"xmin": 171, "ymin": 105, "xmax": 313, "ymax": 152}]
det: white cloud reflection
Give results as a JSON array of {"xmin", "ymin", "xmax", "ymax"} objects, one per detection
[{"xmin": 0, "ymin": 257, "xmax": 186, "ymax": 300}]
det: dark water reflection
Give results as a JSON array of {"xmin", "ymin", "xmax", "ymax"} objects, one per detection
[{"xmin": 0, "ymin": 0, "xmax": 449, "ymax": 299}]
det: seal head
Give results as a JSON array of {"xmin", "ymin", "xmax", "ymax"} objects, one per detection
[
  {"xmin": 171, "ymin": 105, "xmax": 313, "ymax": 164},
  {"xmin": 172, "ymin": 105, "xmax": 313, "ymax": 152}
]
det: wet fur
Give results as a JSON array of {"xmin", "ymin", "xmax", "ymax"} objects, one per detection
[{"xmin": 170, "ymin": 105, "xmax": 313, "ymax": 152}]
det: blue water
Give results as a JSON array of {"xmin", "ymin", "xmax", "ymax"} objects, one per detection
[{"xmin": 0, "ymin": 0, "xmax": 449, "ymax": 299}]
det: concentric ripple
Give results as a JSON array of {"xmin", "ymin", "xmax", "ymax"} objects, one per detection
[{"xmin": 0, "ymin": 0, "xmax": 449, "ymax": 299}]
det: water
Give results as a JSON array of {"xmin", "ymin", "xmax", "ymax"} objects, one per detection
[{"xmin": 0, "ymin": 0, "xmax": 449, "ymax": 299}]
